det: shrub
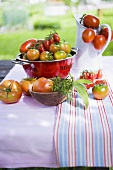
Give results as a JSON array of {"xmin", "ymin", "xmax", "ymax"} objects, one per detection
[{"xmin": 33, "ymin": 20, "xmax": 61, "ymax": 30}]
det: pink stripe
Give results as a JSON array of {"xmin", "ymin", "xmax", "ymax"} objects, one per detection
[
  {"xmin": 68, "ymin": 99, "xmax": 72, "ymax": 166},
  {"xmin": 102, "ymin": 100, "xmax": 112, "ymax": 166},
  {"xmin": 97, "ymin": 100, "xmax": 106, "ymax": 166},
  {"xmin": 73, "ymin": 92, "xmax": 76, "ymax": 166},
  {"xmin": 55, "ymin": 104, "xmax": 62, "ymax": 166},
  {"xmin": 89, "ymin": 106, "xmax": 94, "ymax": 166},
  {"xmin": 84, "ymin": 109, "xmax": 88, "ymax": 166}
]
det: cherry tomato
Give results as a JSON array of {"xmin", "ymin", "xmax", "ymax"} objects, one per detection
[
  {"xmin": 49, "ymin": 43, "xmax": 60, "ymax": 53},
  {"xmin": 54, "ymin": 50, "xmax": 67, "ymax": 60},
  {"xmin": 89, "ymin": 72, "xmax": 97, "ymax": 81},
  {"xmin": 53, "ymin": 33, "xmax": 60, "ymax": 42},
  {"xmin": 20, "ymin": 78, "xmax": 36, "ymax": 96},
  {"xmin": 38, "ymin": 43, "xmax": 45, "ymax": 53},
  {"xmin": 0, "ymin": 80, "xmax": 22, "ymax": 104},
  {"xmin": 85, "ymin": 81, "xmax": 94, "ymax": 89},
  {"xmin": 97, "ymin": 69, "xmax": 103, "ymax": 79},
  {"xmin": 32, "ymin": 77, "xmax": 53, "ymax": 93},
  {"xmin": 100, "ymin": 28, "xmax": 113, "ymax": 42},
  {"xmin": 83, "ymin": 14, "xmax": 100, "ymax": 29},
  {"xmin": 92, "ymin": 84, "xmax": 109, "ymax": 99},
  {"xmin": 82, "ymin": 28, "xmax": 95, "ymax": 43},
  {"xmin": 27, "ymin": 49, "xmax": 40, "ymax": 61},
  {"xmin": 95, "ymin": 80, "xmax": 107, "ymax": 86},
  {"xmin": 60, "ymin": 41, "xmax": 71, "ymax": 54},
  {"xmin": 49, "ymin": 38, "xmax": 54, "ymax": 45},
  {"xmin": 40, "ymin": 51, "xmax": 53, "ymax": 61},
  {"xmin": 20, "ymin": 38, "xmax": 37, "ymax": 53},
  {"xmin": 43, "ymin": 40, "xmax": 50, "ymax": 51},
  {"xmin": 93, "ymin": 34, "xmax": 106, "ymax": 50}
]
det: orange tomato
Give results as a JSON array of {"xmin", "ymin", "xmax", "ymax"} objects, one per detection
[
  {"xmin": 20, "ymin": 78, "xmax": 36, "ymax": 96},
  {"xmin": 27, "ymin": 49, "xmax": 40, "ymax": 61},
  {"xmin": 0, "ymin": 80, "xmax": 22, "ymax": 104},
  {"xmin": 32, "ymin": 77, "xmax": 53, "ymax": 92}
]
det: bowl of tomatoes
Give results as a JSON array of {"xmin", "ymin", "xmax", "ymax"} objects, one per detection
[
  {"xmin": 13, "ymin": 31, "xmax": 77, "ymax": 79},
  {"xmin": 29, "ymin": 77, "xmax": 67, "ymax": 106}
]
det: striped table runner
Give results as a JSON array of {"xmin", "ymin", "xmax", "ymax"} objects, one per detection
[{"xmin": 54, "ymin": 75, "xmax": 113, "ymax": 167}]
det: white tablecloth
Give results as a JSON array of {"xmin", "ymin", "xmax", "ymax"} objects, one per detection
[{"xmin": 0, "ymin": 56, "xmax": 113, "ymax": 168}]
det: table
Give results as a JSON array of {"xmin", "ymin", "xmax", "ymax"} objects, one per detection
[{"xmin": 0, "ymin": 56, "xmax": 113, "ymax": 169}]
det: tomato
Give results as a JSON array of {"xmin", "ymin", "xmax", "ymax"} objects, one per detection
[
  {"xmin": 20, "ymin": 38, "xmax": 37, "ymax": 53},
  {"xmin": 92, "ymin": 84, "xmax": 109, "ymax": 99},
  {"xmin": 85, "ymin": 81, "xmax": 94, "ymax": 89},
  {"xmin": 95, "ymin": 80, "xmax": 107, "ymax": 86},
  {"xmin": 43, "ymin": 40, "xmax": 50, "ymax": 51},
  {"xmin": 20, "ymin": 78, "xmax": 36, "ymax": 96},
  {"xmin": 89, "ymin": 72, "xmax": 97, "ymax": 81},
  {"xmin": 27, "ymin": 49, "xmax": 40, "ymax": 61},
  {"xmin": 82, "ymin": 28, "xmax": 95, "ymax": 43},
  {"xmin": 49, "ymin": 43, "xmax": 60, "ymax": 53},
  {"xmin": 93, "ymin": 34, "xmax": 106, "ymax": 50},
  {"xmin": 81, "ymin": 70, "xmax": 90, "ymax": 79},
  {"xmin": 54, "ymin": 50, "xmax": 67, "ymax": 60},
  {"xmin": 53, "ymin": 33, "xmax": 60, "ymax": 42},
  {"xmin": 40, "ymin": 51, "xmax": 53, "ymax": 61},
  {"xmin": 99, "ymin": 28, "xmax": 108, "ymax": 40},
  {"xmin": 32, "ymin": 77, "xmax": 53, "ymax": 93},
  {"xmin": 49, "ymin": 38, "xmax": 54, "ymax": 45},
  {"xmin": 38, "ymin": 43, "xmax": 45, "ymax": 53},
  {"xmin": 0, "ymin": 80, "xmax": 22, "ymax": 104},
  {"xmin": 83, "ymin": 14, "xmax": 100, "ymax": 29},
  {"xmin": 100, "ymin": 28, "xmax": 113, "ymax": 41},
  {"xmin": 97, "ymin": 69, "xmax": 103, "ymax": 79},
  {"xmin": 60, "ymin": 41, "xmax": 71, "ymax": 54}
]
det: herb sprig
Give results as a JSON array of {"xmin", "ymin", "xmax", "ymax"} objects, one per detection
[{"xmin": 52, "ymin": 74, "xmax": 92, "ymax": 109}]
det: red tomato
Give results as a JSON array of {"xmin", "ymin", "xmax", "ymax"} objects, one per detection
[
  {"xmin": 95, "ymin": 80, "xmax": 107, "ymax": 86},
  {"xmin": 49, "ymin": 38, "xmax": 54, "ymax": 45},
  {"xmin": 20, "ymin": 78, "xmax": 36, "ymax": 96},
  {"xmin": 83, "ymin": 14, "xmax": 100, "ymax": 29},
  {"xmin": 82, "ymin": 28, "xmax": 95, "ymax": 43},
  {"xmin": 89, "ymin": 72, "xmax": 97, "ymax": 81},
  {"xmin": 27, "ymin": 49, "xmax": 40, "ymax": 61},
  {"xmin": 20, "ymin": 38, "xmax": 37, "ymax": 53},
  {"xmin": 85, "ymin": 80, "xmax": 94, "ymax": 89},
  {"xmin": 92, "ymin": 84, "xmax": 109, "ymax": 99},
  {"xmin": 40, "ymin": 51, "xmax": 53, "ymax": 61},
  {"xmin": 100, "ymin": 28, "xmax": 113, "ymax": 41},
  {"xmin": 0, "ymin": 80, "xmax": 22, "ymax": 104},
  {"xmin": 97, "ymin": 69, "xmax": 103, "ymax": 79},
  {"xmin": 54, "ymin": 50, "xmax": 67, "ymax": 60},
  {"xmin": 32, "ymin": 77, "xmax": 53, "ymax": 92},
  {"xmin": 38, "ymin": 43, "xmax": 45, "ymax": 53},
  {"xmin": 49, "ymin": 43, "xmax": 60, "ymax": 53},
  {"xmin": 53, "ymin": 33, "xmax": 60, "ymax": 42},
  {"xmin": 43, "ymin": 40, "xmax": 50, "ymax": 51},
  {"xmin": 60, "ymin": 41, "xmax": 71, "ymax": 54},
  {"xmin": 93, "ymin": 34, "xmax": 106, "ymax": 50}
]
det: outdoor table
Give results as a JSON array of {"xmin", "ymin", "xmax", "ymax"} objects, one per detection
[{"xmin": 0, "ymin": 56, "xmax": 113, "ymax": 169}]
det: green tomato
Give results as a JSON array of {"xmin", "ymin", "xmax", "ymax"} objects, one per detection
[
  {"xmin": 60, "ymin": 41, "xmax": 71, "ymax": 54},
  {"xmin": 54, "ymin": 50, "xmax": 67, "ymax": 60},
  {"xmin": 92, "ymin": 84, "xmax": 109, "ymax": 100}
]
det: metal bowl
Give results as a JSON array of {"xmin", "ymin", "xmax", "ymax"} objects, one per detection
[{"xmin": 13, "ymin": 49, "xmax": 77, "ymax": 79}]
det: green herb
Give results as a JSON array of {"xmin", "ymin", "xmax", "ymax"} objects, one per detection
[{"xmin": 52, "ymin": 74, "xmax": 92, "ymax": 109}]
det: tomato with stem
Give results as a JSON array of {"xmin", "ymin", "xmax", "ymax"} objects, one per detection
[{"xmin": 0, "ymin": 80, "xmax": 22, "ymax": 104}]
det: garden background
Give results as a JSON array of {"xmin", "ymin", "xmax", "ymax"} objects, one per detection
[{"xmin": 0, "ymin": 0, "xmax": 113, "ymax": 60}]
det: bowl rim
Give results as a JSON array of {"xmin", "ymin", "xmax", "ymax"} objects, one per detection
[{"xmin": 16, "ymin": 48, "xmax": 77, "ymax": 64}]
